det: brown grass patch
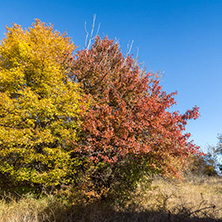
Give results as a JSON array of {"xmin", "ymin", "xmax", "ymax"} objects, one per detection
[{"xmin": 0, "ymin": 176, "xmax": 221, "ymax": 222}]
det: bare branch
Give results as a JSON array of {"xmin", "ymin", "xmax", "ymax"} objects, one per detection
[
  {"xmin": 122, "ymin": 40, "xmax": 134, "ymax": 67},
  {"xmin": 127, "ymin": 40, "xmax": 134, "ymax": 56},
  {"xmin": 87, "ymin": 14, "xmax": 96, "ymax": 50},
  {"xmin": 84, "ymin": 14, "xmax": 101, "ymax": 51},
  {"xmin": 95, "ymin": 22, "xmax": 101, "ymax": 36},
  {"xmin": 134, "ymin": 47, "xmax": 139, "ymax": 67},
  {"xmin": 84, "ymin": 22, "xmax": 89, "ymax": 48}
]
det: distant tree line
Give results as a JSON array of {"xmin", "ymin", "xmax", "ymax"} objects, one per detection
[{"xmin": 185, "ymin": 135, "xmax": 222, "ymax": 176}]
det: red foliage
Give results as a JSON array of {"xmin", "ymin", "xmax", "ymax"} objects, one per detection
[{"xmin": 70, "ymin": 36, "xmax": 201, "ymax": 176}]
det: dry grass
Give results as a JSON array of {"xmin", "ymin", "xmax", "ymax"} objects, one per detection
[
  {"xmin": 0, "ymin": 194, "xmax": 56, "ymax": 222},
  {"xmin": 134, "ymin": 175, "xmax": 222, "ymax": 220},
  {"xmin": 0, "ymin": 176, "xmax": 222, "ymax": 222}
]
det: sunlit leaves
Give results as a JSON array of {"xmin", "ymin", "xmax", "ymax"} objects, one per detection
[
  {"xmin": 72, "ymin": 36, "xmax": 201, "ymax": 178},
  {"xmin": 0, "ymin": 20, "xmax": 84, "ymax": 187},
  {"xmin": 0, "ymin": 20, "xmax": 201, "ymax": 199}
]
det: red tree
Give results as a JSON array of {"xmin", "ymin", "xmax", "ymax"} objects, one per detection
[{"xmin": 69, "ymin": 36, "xmax": 201, "ymax": 199}]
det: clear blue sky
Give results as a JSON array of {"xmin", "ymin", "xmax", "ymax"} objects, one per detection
[{"xmin": 0, "ymin": 0, "xmax": 222, "ymax": 152}]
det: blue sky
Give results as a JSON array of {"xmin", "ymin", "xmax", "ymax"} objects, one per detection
[{"xmin": 0, "ymin": 0, "xmax": 221, "ymax": 152}]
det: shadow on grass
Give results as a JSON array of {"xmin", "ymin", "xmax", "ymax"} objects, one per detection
[{"xmin": 44, "ymin": 202, "xmax": 222, "ymax": 222}]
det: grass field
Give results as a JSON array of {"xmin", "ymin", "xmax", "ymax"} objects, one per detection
[{"xmin": 0, "ymin": 176, "xmax": 222, "ymax": 222}]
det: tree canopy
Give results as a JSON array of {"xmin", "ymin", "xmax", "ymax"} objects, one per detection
[
  {"xmin": 0, "ymin": 20, "xmax": 202, "ymax": 198},
  {"xmin": 71, "ymin": 36, "xmax": 201, "ymax": 177},
  {"xmin": 0, "ymin": 20, "xmax": 84, "ymax": 189}
]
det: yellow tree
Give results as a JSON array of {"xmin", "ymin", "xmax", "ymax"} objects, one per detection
[{"xmin": 0, "ymin": 20, "xmax": 84, "ymax": 191}]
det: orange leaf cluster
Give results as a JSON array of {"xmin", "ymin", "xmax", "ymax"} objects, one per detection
[{"xmin": 70, "ymin": 37, "xmax": 201, "ymax": 177}]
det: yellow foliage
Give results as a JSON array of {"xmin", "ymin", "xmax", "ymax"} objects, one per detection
[{"xmin": 0, "ymin": 20, "xmax": 84, "ymax": 187}]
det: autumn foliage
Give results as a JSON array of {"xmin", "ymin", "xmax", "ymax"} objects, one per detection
[
  {"xmin": 72, "ymin": 37, "xmax": 200, "ymax": 169},
  {"xmin": 0, "ymin": 20, "xmax": 201, "ymax": 199},
  {"xmin": 66, "ymin": 37, "xmax": 201, "ymax": 199},
  {"xmin": 0, "ymin": 20, "xmax": 84, "ymax": 191}
]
